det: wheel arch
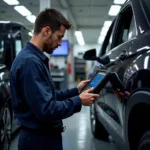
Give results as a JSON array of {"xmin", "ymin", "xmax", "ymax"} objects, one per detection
[{"xmin": 125, "ymin": 90, "xmax": 150, "ymax": 150}]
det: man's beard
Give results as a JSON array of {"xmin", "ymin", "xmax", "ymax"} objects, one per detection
[
  {"xmin": 43, "ymin": 45, "xmax": 53, "ymax": 54},
  {"xmin": 43, "ymin": 41, "xmax": 53, "ymax": 54}
]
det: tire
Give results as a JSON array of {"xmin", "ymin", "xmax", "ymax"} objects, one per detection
[
  {"xmin": 90, "ymin": 104, "xmax": 108, "ymax": 140},
  {"xmin": 138, "ymin": 131, "xmax": 150, "ymax": 150},
  {"xmin": 0, "ymin": 104, "xmax": 12, "ymax": 150}
]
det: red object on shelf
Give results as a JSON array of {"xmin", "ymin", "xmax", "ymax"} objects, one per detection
[{"xmin": 67, "ymin": 63, "xmax": 72, "ymax": 74}]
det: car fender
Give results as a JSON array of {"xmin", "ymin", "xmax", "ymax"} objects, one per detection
[{"xmin": 124, "ymin": 90, "xmax": 150, "ymax": 149}]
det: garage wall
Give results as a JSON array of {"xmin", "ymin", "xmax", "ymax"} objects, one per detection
[
  {"xmin": 73, "ymin": 44, "xmax": 101, "ymax": 57},
  {"xmin": 71, "ymin": 44, "xmax": 101, "ymax": 82}
]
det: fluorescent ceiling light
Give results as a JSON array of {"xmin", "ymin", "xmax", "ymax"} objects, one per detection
[
  {"xmin": 100, "ymin": 30, "xmax": 107, "ymax": 36},
  {"xmin": 75, "ymin": 31, "xmax": 85, "ymax": 46},
  {"xmin": 76, "ymin": 37, "xmax": 85, "ymax": 46},
  {"xmin": 3, "ymin": 0, "xmax": 19, "ymax": 5},
  {"xmin": 98, "ymin": 36, "xmax": 105, "ymax": 44},
  {"xmin": 75, "ymin": 31, "xmax": 82, "ymax": 37},
  {"xmin": 14, "ymin": 6, "xmax": 32, "ymax": 16},
  {"xmin": 26, "ymin": 15, "xmax": 36, "ymax": 23},
  {"xmin": 108, "ymin": 5, "xmax": 121, "ymax": 16},
  {"xmin": 101, "ymin": 26, "xmax": 109, "ymax": 33},
  {"xmin": 0, "ymin": 21, "xmax": 10, "ymax": 23},
  {"xmin": 28, "ymin": 32, "xmax": 33, "ymax": 37},
  {"xmin": 114, "ymin": 0, "xmax": 126, "ymax": 4},
  {"xmin": 104, "ymin": 21, "xmax": 112, "ymax": 27}
]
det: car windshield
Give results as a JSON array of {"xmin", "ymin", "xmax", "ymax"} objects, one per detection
[{"xmin": 141, "ymin": 0, "xmax": 150, "ymax": 22}]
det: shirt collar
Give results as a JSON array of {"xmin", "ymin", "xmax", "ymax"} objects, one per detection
[{"xmin": 25, "ymin": 42, "xmax": 49, "ymax": 62}]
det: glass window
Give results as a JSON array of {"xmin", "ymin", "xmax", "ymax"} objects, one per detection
[
  {"xmin": 14, "ymin": 33, "xmax": 22, "ymax": 56},
  {"xmin": 99, "ymin": 21, "xmax": 115, "ymax": 56},
  {"xmin": 141, "ymin": 0, "xmax": 150, "ymax": 22},
  {"xmin": 21, "ymin": 29, "xmax": 30, "ymax": 47},
  {"xmin": 15, "ymin": 40, "xmax": 22, "ymax": 55},
  {"xmin": 128, "ymin": 16, "xmax": 136, "ymax": 40},
  {"xmin": 112, "ymin": 6, "xmax": 134, "ymax": 48}
]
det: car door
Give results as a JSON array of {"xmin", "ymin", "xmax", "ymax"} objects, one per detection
[
  {"xmin": 91, "ymin": 20, "xmax": 115, "ymax": 127},
  {"xmin": 100, "ymin": 2, "xmax": 137, "ymax": 147}
]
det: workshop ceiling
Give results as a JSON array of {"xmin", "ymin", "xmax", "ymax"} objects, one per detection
[{"xmin": 0, "ymin": 0, "xmax": 122, "ymax": 45}]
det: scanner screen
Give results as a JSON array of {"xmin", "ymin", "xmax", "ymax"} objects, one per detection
[{"xmin": 88, "ymin": 73, "xmax": 105, "ymax": 88}]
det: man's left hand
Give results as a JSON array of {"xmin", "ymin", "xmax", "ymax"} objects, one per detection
[{"xmin": 77, "ymin": 80, "xmax": 90, "ymax": 93}]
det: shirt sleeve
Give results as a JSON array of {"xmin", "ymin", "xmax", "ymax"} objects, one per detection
[
  {"xmin": 20, "ymin": 58, "xmax": 82, "ymax": 123},
  {"xmin": 56, "ymin": 88, "xmax": 79, "ymax": 100}
]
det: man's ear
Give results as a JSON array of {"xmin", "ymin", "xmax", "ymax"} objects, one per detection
[{"xmin": 42, "ymin": 26, "xmax": 52, "ymax": 37}]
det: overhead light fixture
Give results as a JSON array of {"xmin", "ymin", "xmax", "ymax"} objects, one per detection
[
  {"xmin": 0, "ymin": 21, "xmax": 10, "ymax": 24},
  {"xmin": 75, "ymin": 31, "xmax": 82, "ymax": 37},
  {"xmin": 75, "ymin": 31, "xmax": 85, "ymax": 46},
  {"xmin": 114, "ymin": 0, "xmax": 126, "ymax": 4},
  {"xmin": 101, "ymin": 26, "xmax": 109, "ymax": 33},
  {"xmin": 97, "ymin": 36, "xmax": 105, "ymax": 44},
  {"xmin": 100, "ymin": 30, "xmax": 107, "ymax": 36},
  {"xmin": 14, "ymin": 6, "xmax": 32, "ymax": 16},
  {"xmin": 104, "ymin": 21, "xmax": 112, "ymax": 27},
  {"xmin": 26, "ymin": 15, "xmax": 36, "ymax": 23},
  {"xmin": 3, "ymin": 0, "xmax": 19, "ymax": 5},
  {"xmin": 108, "ymin": 5, "xmax": 121, "ymax": 16},
  {"xmin": 28, "ymin": 32, "xmax": 33, "ymax": 37}
]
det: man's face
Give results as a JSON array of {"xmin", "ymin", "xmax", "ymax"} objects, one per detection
[{"xmin": 43, "ymin": 25, "xmax": 66, "ymax": 54}]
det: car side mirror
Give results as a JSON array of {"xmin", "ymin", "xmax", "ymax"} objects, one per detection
[{"xmin": 83, "ymin": 49, "xmax": 110, "ymax": 65}]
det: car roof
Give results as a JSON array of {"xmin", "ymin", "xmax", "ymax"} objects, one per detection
[{"xmin": 0, "ymin": 21, "xmax": 30, "ymax": 32}]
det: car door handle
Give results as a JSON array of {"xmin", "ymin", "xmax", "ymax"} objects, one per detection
[{"xmin": 119, "ymin": 49, "xmax": 128, "ymax": 61}]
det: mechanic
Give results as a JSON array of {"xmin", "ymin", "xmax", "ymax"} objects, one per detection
[{"xmin": 10, "ymin": 8, "xmax": 99, "ymax": 150}]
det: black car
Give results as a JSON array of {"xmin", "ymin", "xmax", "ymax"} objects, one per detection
[
  {"xmin": 83, "ymin": 0, "xmax": 150, "ymax": 150},
  {"xmin": 0, "ymin": 21, "xmax": 30, "ymax": 150}
]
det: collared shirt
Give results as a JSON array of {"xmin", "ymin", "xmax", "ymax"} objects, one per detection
[{"xmin": 10, "ymin": 42, "xmax": 81, "ymax": 129}]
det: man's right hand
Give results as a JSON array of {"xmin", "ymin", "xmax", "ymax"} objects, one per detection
[{"xmin": 79, "ymin": 88, "xmax": 100, "ymax": 106}]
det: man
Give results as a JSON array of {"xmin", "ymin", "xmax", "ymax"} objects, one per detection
[{"xmin": 10, "ymin": 8, "xmax": 99, "ymax": 150}]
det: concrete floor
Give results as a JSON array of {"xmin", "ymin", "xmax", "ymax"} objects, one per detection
[{"xmin": 10, "ymin": 106, "xmax": 119, "ymax": 150}]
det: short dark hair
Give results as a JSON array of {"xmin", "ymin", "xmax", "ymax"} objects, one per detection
[{"xmin": 34, "ymin": 8, "xmax": 71, "ymax": 34}]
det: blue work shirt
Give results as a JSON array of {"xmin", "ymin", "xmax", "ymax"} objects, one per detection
[{"xmin": 10, "ymin": 42, "xmax": 82, "ymax": 130}]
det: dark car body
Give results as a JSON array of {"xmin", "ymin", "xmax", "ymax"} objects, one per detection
[
  {"xmin": 0, "ymin": 21, "xmax": 30, "ymax": 150},
  {"xmin": 84, "ymin": 0, "xmax": 150, "ymax": 150}
]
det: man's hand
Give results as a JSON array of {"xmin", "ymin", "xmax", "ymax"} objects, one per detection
[
  {"xmin": 114, "ymin": 89, "xmax": 130, "ymax": 100},
  {"xmin": 79, "ymin": 88, "xmax": 100, "ymax": 106},
  {"xmin": 77, "ymin": 80, "xmax": 90, "ymax": 93}
]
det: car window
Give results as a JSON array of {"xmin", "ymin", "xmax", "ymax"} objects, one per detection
[
  {"xmin": 112, "ymin": 6, "xmax": 136, "ymax": 48},
  {"xmin": 128, "ymin": 16, "xmax": 136, "ymax": 41},
  {"xmin": 99, "ymin": 21, "xmax": 115, "ymax": 56},
  {"xmin": 141, "ymin": 0, "xmax": 150, "ymax": 23},
  {"xmin": 21, "ymin": 28, "xmax": 30, "ymax": 47},
  {"xmin": 105, "ymin": 32, "xmax": 113, "ymax": 54},
  {"xmin": 14, "ymin": 33, "xmax": 22, "ymax": 56}
]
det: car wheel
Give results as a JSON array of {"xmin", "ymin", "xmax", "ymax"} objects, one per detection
[
  {"xmin": 90, "ymin": 104, "xmax": 108, "ymax": 140},
  {"xmin": 138, "ymin": 131, "xmax": 150, "ymax": 150},
  {"xmin": 0, "ymin": 104, "xmax": 12, "ymax": 150}
]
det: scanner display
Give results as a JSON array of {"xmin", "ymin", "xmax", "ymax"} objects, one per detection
[
  {"xmin": 81, "ymin": 70, "xmax": 125, "ymax": 94},
  {"xmin": 88, "ymin": 73, "xmax": 105, "ymax": 88}
]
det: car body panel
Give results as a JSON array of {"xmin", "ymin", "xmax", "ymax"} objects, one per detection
[
  {"xmin": 86, "ymin": 0, "xmax": 150, "ymax": 149},
  {"xmin": 0, "ymin": 22, "xmax": 30, "ymax": 140}
]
